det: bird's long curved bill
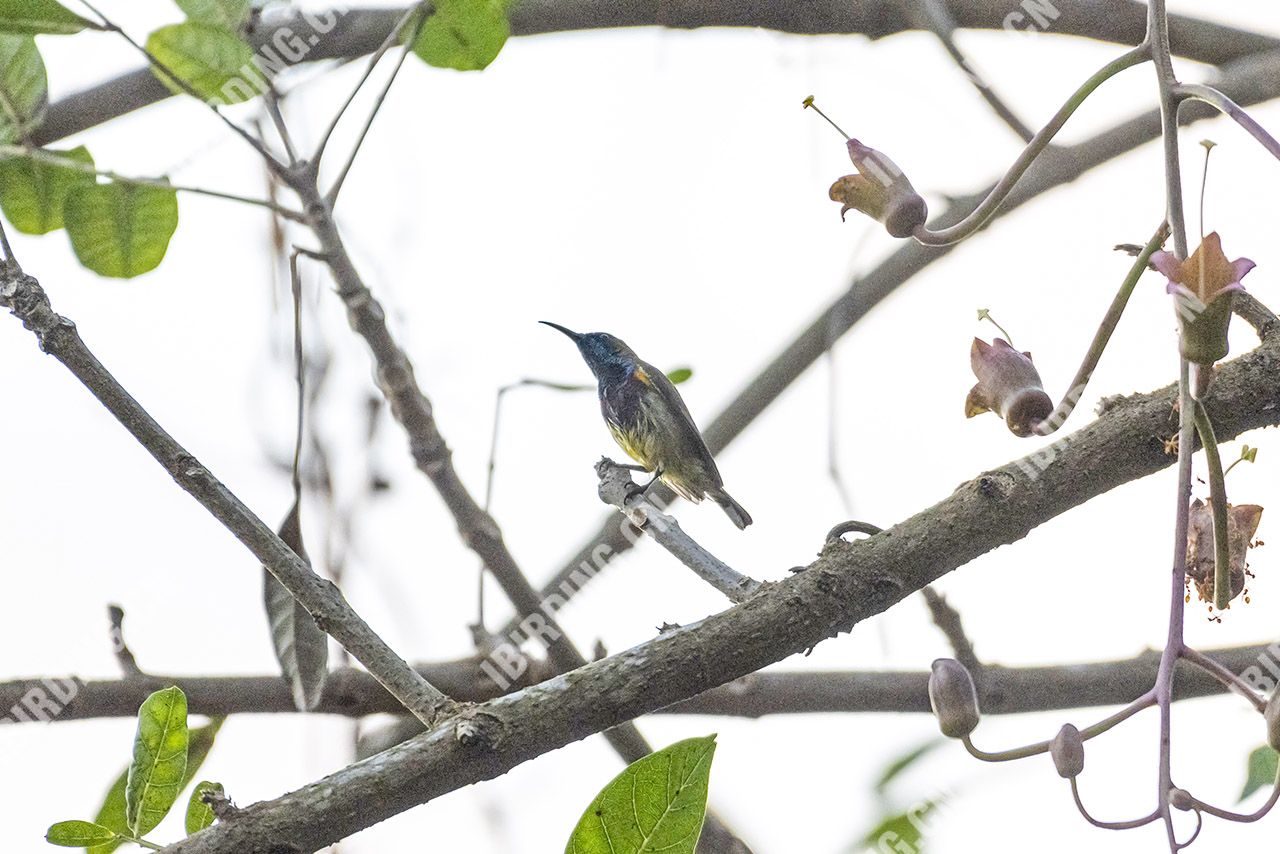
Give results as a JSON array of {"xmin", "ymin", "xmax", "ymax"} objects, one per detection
[{"xmin": 539, "ymin": 321, "xmax": 581, "ymax": 341}]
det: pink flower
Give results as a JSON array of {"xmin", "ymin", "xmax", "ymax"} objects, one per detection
[
  {"xmin": 1150, "ymin": 232, "xmax": 1255, "ymax": 365},
  {"xmin": 829, "ymin": 139, "xmax": 928, "ymax": 238}
]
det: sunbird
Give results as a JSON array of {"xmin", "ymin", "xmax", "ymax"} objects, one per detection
[{"xmin": 541, "ymin": 322, "xmax": 753, "ymax": 529}]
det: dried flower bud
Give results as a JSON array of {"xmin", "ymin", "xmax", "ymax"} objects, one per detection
[
  {"xmin": 829, "ymin": 138, "xmax": 928, "ymax": 238},
  {"xmin": 1050, "ymin": 724, "xmax": 1085, "ymax": 778},
  {"xmin": 1185, "ymin": 499, "xmax": 1263, "ymax": 606},
  {"xmin": 1168, "ymin": 788, "xmax": 1195, "ymax": 811},
  {"xmin": 928, "ymin": 658, "xmax": 980, "ymax": 739},
  {"xmin": 965, "ymin": 338, "xmax": 1053, "ymax": 437},
  {"xmin": 1150, "ymin": 233, "xmax": 1255, "ymax": 365},
  {"xmin": 1266, "ymin": 690, "xmax": 1280, "ymax": 752}
]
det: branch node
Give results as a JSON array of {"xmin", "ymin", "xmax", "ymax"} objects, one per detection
[
  {"xmin": 455, "ymin": 710, "xmax": 504, "ymax": 750},
  {"xmin": 107, "ymin": 604, "xmax": 145, "ymax": 679}
]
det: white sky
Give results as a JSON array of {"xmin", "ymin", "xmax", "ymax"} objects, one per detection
[{"xmin": 2, "ymin": 1, "xmax": 1280, "ymax": 852}]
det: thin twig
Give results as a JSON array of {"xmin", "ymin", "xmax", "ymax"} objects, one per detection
[
  {"xmin": 1192, "ymin": 401, "xmax": 1232, "ymax": 610},
  {"xmin": 1178, "ymin": 646, "xmax": 1265, "ymax": 712},
  {"xmin": 1175, "ymin": 83, "xmax": 1280, "ymax": 163},
  {"xmin": 0, "ymin": 145, "xmax": 305, "ymax": 221},
  {"xmin": 73, "ymin": 0, "xmax": 286, "ymax": 173},
  {"xmin": 1033, "ymin": 222, "xmax": 1169, "ymax": 435},
  {"xmin": 290, "ymin": 251, "xmax": 306, "ymax": 499},
  {"xmin": 913, "ymin": 45, "xmax": 1151, "ymax": 246},
  {"xmin": 264, "ymin": 85, "xmax": 301, "ymax": 166},
  {"xmin": 313, "ymin": 3, "xmax": 426, "ymax": 165},
  {"xmin": 1150, "ymin": 1, "xmax": 1194, "ymax": 845},
  {"xmin": 1234, "ymin": 292, "xmax": 1280, "ymax": 338},
  {"xmin": 963, "ymin": 689, "xmax": 1157, "ymax": 762},
  {"xmin": 920, "ymin": 587, "xmax": 980, "ymax": 675},
  {"xmin": 327, "ymin": 6, "xmax": 430, "ymax": 206},
  {"xmin": 1070, "ymin": 778, "xmax": 1162, "ymax": 830},
  {"xmin": 1184, "ymin": 775, "xmax": 1280, "ymax": 823},
  {"xmin": 595, "ymin": 459, "xmax": 761, "ymax": 603},
  {"xmin": 106, "ymin": 604, "xmax": 144, "ymax": 678},
  {"xmin": 913, "ymin": 0, "xmax": 1035, "ymax": 141}
]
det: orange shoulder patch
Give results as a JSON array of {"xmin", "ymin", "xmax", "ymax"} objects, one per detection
[{"xmin": 633, "ymin": 367, "xmax": 652, "ymax": 386}]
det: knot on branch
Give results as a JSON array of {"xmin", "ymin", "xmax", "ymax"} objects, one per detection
[
  {"xmin": 594, "ymin": 457, "xmax": 645, "ymax": 519},
  {"xmin": 0, "ymin": 266, "xmax": 74, "ymax": 350},
  {"xmin": 455, "ymin": 709, "xmax": 504, "ymax": 750}
]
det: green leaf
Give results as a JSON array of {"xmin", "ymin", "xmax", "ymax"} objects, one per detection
[
  {"xmin": 859, "ymin": 803, "xmax": 938, "ymax": 854},
  {"xmin": 145, "ymin": 22, "xmax": 263, "ymax": 105},
  {"xmin": 408, "ymin": 0, "xmax": 509, "ymax": 71},
  {"xmin": 264, "ymin": 500, "xmax": 329, "ymax": 711},
  {"xmin": 185, "ymin": 781, "xmax": 223, "ymax": 835},
  {"xmin": 0, "ymin": 0, "xmax": 92, "ymax": 35},
  {"xmin": 90, "ymin": 716, "xmax": 224, "ymax": 854},
  {"xmin": 665, "ymin": 367, "xmax": 693, "ymax": 385},
  {"xmin": 565, "ymin": 735, "xmax": 716, "ymax": 854},
  {"xmin": 44, "ymin": 821, "xmax": 118, "ymax": 848},
  {"xmin": 87, "ymin": 770, "xmax": 128, "ymax": 854},
  {"xmin": 1240, "ymin": 745, "xmax": 1279, "ymax": 802},
  {"xmin": 124, "ymin": 687, "xmax": 189, "ymax": 837},
  {"xmin": 873, "ymin": 739, "xmax": 943, "ymax": 796},
  {"xmin": 0, "ymin": 35, "xmax": 47, "ymax": 143},
  {"xmin": 0, "ymin": 146, "xmax": 94, "ymax": 234},
  {"xmin": 64, "ymin": 181, "xmax": 179, "ymax": 278},
  {"xmin": 173, "ymin": 0, "xmax": 251, "ymax": 30}
]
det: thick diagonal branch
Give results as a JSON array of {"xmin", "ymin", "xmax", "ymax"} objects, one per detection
[
  {"xmin": 164, "ymin": 327, "xmax": 1280, "ymax": 853},
  {"xmin": 0, "ymin": 264, "xmax": 453, "ymax": 726},
  {"xmin": 32, "ymin": 2, "xmax": 1280, "ymax": 146}
]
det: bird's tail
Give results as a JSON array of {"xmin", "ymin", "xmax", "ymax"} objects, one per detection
[{"xmin": 710, "ymin": 489, "xmax": 752, "ymax": 530}]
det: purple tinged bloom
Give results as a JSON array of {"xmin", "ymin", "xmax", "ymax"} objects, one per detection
[
  {"xmin": 1150, "ymin": 232, "xmax": 1255, "ymax": 365},
  {"xmin": 965, "ymin": 338, "xmax": 1053, "ymax": 438},
  {"xmin": 829, "ymin": 138, "xmax": 928, "ymax": 238}
]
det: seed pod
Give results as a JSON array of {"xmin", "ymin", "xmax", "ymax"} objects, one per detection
[
  {"xmin": 928, "ymin": 658, "xmax": 980, "ymax": 739},
  {"xmin": 1049, "ymin": 724, "xmax": 1085, "ymax": 778},
  {"xmin": 1168, "ymin": 788, "xmax": 1194, "ymax": 812},
  {"xmin": 1266, "ymin": 690, "xmax": 1280, "ymax": 752}
]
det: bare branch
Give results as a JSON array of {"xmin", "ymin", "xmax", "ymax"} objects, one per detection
[
  {"xmin": 595, "ymin": 459, "xmax": 761, "ymax": 603},
  {"xmin": 7, "ymin": 644, "xmax": 1272, "ymax": 723},
  {"xmin": 106, "ymin": 604, "xmax": 144, "ymax": 679},
  {"xmin": 0, "ymin": 263, "xmax": 453, "ymax": 726},
  {"xmin": 921, "ymin": 588, "xmax": 981, "ymax": 675},
  {"xmin": 1236, "ymin": 292, "xmax": 1280, "ymax": 339},
  {"xmin": 32, "ymin": 2, "xmax": 1280, "ymax": 146},
  {"xmin": 911, "ymin": 0, "xmax": 1034, "ymax": 141}
]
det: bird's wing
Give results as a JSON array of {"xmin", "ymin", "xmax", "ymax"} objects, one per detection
[{"xmin": 636, "ymin": 359, "xmax": 723, "ymax": 480}]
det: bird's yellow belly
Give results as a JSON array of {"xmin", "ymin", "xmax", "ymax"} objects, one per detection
[{"xmin": 608, "ymin": 422, "xmax": 658, "ymax": 471}]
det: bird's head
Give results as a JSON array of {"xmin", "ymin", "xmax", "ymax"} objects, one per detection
[{"xmin": 540, "ymin": 322, "xmax": 637, "ymax": 379}]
